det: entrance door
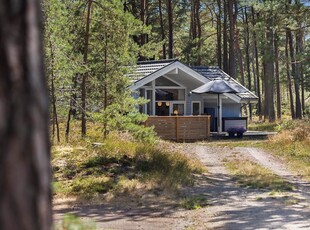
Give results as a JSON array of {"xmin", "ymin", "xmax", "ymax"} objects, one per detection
[{"xmin": 205, "ymin": 108, "xmax": 216, "ymax": 132}]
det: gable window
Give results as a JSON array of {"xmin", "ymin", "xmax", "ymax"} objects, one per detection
[
  {"xmin": 155, "ymin": 89, "xmax": 185, "ymax": 101},
  {"xmin": 192, "ymin": 101, "xmax": 201, "ymax": 115}
]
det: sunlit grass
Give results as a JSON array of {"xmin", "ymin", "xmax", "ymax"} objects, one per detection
[
  {"xmin": 264, "ymin": 120, "xmax": 310, "ymax": 181},
  {"xmin": 52, "ymin": 122, "xmax": 205, "ymax": 199},
  {"xmin": 226, "ymin": 159, "xmax": 293, "ymax": 191}
]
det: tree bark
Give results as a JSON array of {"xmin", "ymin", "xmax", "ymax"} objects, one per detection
[
  {"xmin": 166, "ymin": 0, "xmax": 173, "ymax": 59},
  {"xmin": 251, "ymin": 7, "xmax": 262, "ymax": 119},
  {"xmin": 295, "ymin": 23, "xmax": 304, "ymax": 118},
  {"xmin": 216, "ymin": 0, "xmax": 222, "ymax": 68},
  {"xmin": 287, "ymin": 27, "xmax": 302, "ymax": 119},
  {"xmin": 265, "ymin": 19, "xmax": 275, "ymax": 122},
  {"xmin": 82, "ymin": 0, "xmax": 92, "ymax": 136},
  {"xmin": 285, "ymin": 30, "xmax": 295, "ymax": 119},
  {"xmin": 159, "ymin": 0, "xmax": 166, "ymax": 59},
  {"xmin": 0, "ymin": 0, "xmax": 52, "ymax": 229},
  {"xmin": 274, "ymin": 31, "xmax": 281, "ymax": 120},
  {"xmin": 223, "ymin": 0, "xmax": 228, "ymax": 73},
  {"xmin": 244, "ymin": 8, "xmax": 252, "ymax": 120},
  {"xmin": 228, "ymin": 0, "xmax": 236, "ymax": 78}
]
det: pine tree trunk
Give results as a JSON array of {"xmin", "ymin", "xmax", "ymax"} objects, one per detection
[
  {"xmin": 81, "ymin": 0, "xmax": 92, "ymax": 136},
  {"xmin": 159, "ymin": 0, "xmax": 166, "ymax": 59},
  {"xmin": 265, "ymin": 22, "xmax": 275, "ymax": 122},
  {"xmin": 285, "ymin": 30, "xmax": 296, "ymax": 119},
  {"xmin": 274, "ymin": 31, "xmax": 281, "ymax": 120},
  {"xmin": 228, "ymin": 0, "xmax": 236, "ymax": 78},
  {"xmin": 251, "ymin": 8, "xmax": 262, "ymax": 120},
  {"xmin": 0, "ymin": 0, "xmax": 52, "ymax": 229},
  {"xmin": 196, "ymin": 0, "xmax": 202, "ymax": 65},
  {"xmin": 295, "ymin": 24, "xmax": 304, "ymax": 118},
  {"xmin": 244, "ymin": 8, "xmax": 252, "ymax": 120},
  {"xmin": 287, "ymin": 28, "xmax": 302, "ymax": 119},
  {"xmin": 166, "ymin": 0, "xmax": 173, "ymax": 59},
  {"xmin": 223, "ymin": 0, "xmax": 228, "ymax": 73},
  {"xmin": 216, "ymin": 0, "xmax": 222, "ymax": 68}
]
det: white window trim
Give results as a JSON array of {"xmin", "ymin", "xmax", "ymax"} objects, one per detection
[
  {"xmin": 170, "ymin": 101, "xmax": 186, "ymax": 116},
  {"xmin": 191, "ymin": 101, "xmax": 202, "ymax": 115}
]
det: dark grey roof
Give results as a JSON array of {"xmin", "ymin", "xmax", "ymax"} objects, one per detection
[
  {"xmin": 126, "ymin": 59, "xmax": 177, "ymax": 84},
  {"xmin": 191, "ymin": 66, "xmax": 258, "ymax": 101},
  {"xmin": 127, "ymin": 60, "xmax": 258, "ymax": 101}
]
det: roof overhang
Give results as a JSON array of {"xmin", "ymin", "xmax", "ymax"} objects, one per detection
[{"xmin": 128, "ymin": 61, "xmax": 208, "ymax": 91}]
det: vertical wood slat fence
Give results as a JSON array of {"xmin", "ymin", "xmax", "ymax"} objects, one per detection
[{"xmin": 145, "ymin": 116, "xmax": 210, "ymax": 142}]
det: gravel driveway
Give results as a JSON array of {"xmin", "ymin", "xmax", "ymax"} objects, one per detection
[{"xmin": 54, "ymin": 143, "xmax": 310, "ymax": 229}]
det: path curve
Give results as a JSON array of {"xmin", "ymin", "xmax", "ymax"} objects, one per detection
[{"xmin": 185, "ymin": 144, "xmax": 310, "ymax": 230}]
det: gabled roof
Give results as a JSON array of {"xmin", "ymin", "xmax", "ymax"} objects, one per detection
[
  {"xmin": 127, "ymin": 60, "xmax": 258, "ymax": 102},
  {"xmin": 191, "ymin": 66, "xmax": 258, "ymax": 101},
  {"xmin": 127, "ymin": 59, "xmax": 177, "ymax": 84}
]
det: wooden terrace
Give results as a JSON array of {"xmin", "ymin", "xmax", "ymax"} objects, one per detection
[{"xmin": 145, "ymin": 115, "xmax": 211, "ymax": 142}]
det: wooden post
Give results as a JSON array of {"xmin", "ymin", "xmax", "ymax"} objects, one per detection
[
  {"xmin": 175, "ymin": 116, "xmax": 179, "ymax": 142},
  {"xmin": 206, "ymin": 116, "xmax": 210, "ymax": 138}
]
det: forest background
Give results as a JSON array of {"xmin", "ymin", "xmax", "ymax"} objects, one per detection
[{"xmin": 43, "ymin": 0, "xmax": 310, "ymax": 140}]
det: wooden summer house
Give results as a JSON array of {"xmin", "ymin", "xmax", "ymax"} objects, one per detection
[{"xmin": 128, "ymin": 59, "xmax": 258, "ymax": 141}]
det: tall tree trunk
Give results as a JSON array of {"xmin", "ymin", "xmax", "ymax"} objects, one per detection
[
  {"xmin": 81, "ymin": 0, "xmax": 92, "ymax": 136},
  {"xmin": 228, "ymin": 0, "xmax": 236, "ymax": 78},
  {"xmin": 166, "ymin": 0, "xmax": 173, "ymax": 59},
  {"xmin": 0, "ymin": 0, "xmax": 52, "ymax": 229},
  {"xmin": 196, "ymin": 0, "xmax": 202, "ymax": 65},
  {"xmin": 159, "ymin": 0, "xmax": 166, "ymax": 59},
  {"xmin": 287, "ymin": 27, "xmax": 302, "ymax": 119},
  {"xmin": 265, "ymin": 19, "xmax": 275, "ymax": 122},
  {"xmin": 295, "ymin": 23, "xmax": 304, "ymax": 118},
  {"xmin": 223, "ymin": 0, "xmax": 228, "ymax": 73},
  {"xmin": 216, "ymin": 0, "xmax": 222, "ymax": 68},
  {"xmin": 48, "ymin": 40, "xmax": 60, "ymax": 143},
  {"xmin": 251, "ymin": 7, "xmax": 262, "ymax": 119},
  {"xmin": 103, "ymin": 33, "xmax": 108, "ymax": 138},
  {"xmin": 285, "ymin": 30, "xmax": 295, "ymax": 119},
  {"xmin": 140, "ymin": 0, "xmax": 147, "ymax": 46},
  {"xmin": 274, "ymin": 31, "xmax": 281, "ymax": 120},
  {"xmin": 244, "ymin": 8, "xmax": 252, "ymax": 120},
  {"xmin": 235, "ymin": 29, "xmax": 245, "ymax": 86},
  {"xmin": 65, "ymin": 74, "xmax": 78, "ymax": 142}
]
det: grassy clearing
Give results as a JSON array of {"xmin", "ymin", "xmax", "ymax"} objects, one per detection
[
  {"xmin": 226, "ymin": 159, "xmax": 293, "ymax": 191},
  {"xmin": 264, "ymin": 120, "xmax": 310, "ymax": 181},
  {"xmin": 52, "ymin": 122, "xmax": 205, "ymax": 200}
]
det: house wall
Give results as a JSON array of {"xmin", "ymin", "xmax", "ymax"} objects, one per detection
[
  {"xmin": 203, "ymin": 101, "xmax": 241, "ymax": 117},
  {"xmin": 186, "ymin": 93, "xmax": 203, "ymax": 115}
]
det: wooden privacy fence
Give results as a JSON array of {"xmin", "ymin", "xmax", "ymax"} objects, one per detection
[{"xmin": 145, "ymin": 116, "xmax": 210, "ymax": 142}]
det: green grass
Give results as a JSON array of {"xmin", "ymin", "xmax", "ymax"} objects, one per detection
[
  {"xmin": 248, "ymin": 122, "xmax": 279, "ymax": 132},
  {"xmin": 226, "ymin": 159, "xmax": 293, "ymax": 191},
  {"xmin": 180, "ymin": 195, "xmax": 208, "ymax": 210},
  {"xmin": 54, "ymin": 214, "xmax": 96, "ymax": 230},
  {"xmin": 52, "ymin": 123, "xmax": 205, "ymax": 199},
  {"xmin": 264, "ymin": 121, "xmax": 310, "ymax": 181}
]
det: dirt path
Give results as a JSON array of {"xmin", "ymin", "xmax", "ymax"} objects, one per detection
[
  {"xmin": 53, "ymin": 143, "xmax": 310, "ymax": 229},
  {"xmin": 185, "ymin": 144, "xmax": 310, "ymax": 229}
]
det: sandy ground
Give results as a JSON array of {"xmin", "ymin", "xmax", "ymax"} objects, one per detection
[{"xmin": 53, "ymin": 143, "xmax": 310, "ymax": 229}]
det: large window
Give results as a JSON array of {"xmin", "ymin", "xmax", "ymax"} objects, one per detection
[
  {"xmin": 192, "ymin": 101, "xmax": 201, "ymax": 115},
  {"xmin": 155, "ymin": 89, "xmax": 185, "ymax": 101},
  {"xmin": 172, "ymin": 103, "xmax": 185, "ymax": 116}
]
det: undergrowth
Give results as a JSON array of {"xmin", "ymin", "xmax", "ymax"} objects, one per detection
[
  {"xmin": 52, "ymin": 122, "xmax": 204, "ymax": 200},
  {"xmin": 265, "ymin": 120, "xmax": 310, "ymax": 181}
]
